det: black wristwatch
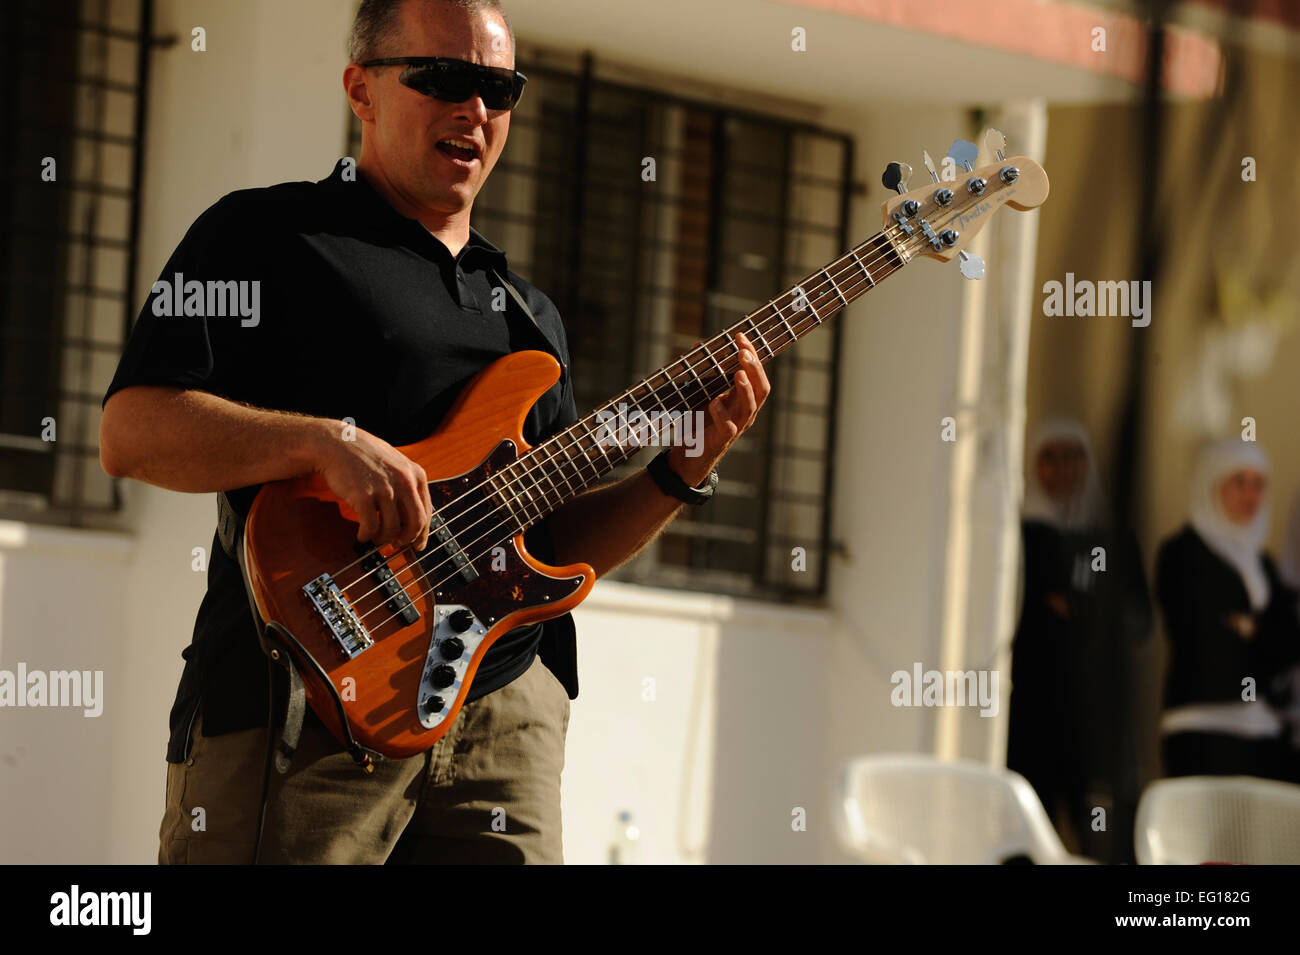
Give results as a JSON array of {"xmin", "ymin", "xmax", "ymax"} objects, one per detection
[{"xmin": 647, "ymin": 450, "xmax": 719, "ymax": 505}]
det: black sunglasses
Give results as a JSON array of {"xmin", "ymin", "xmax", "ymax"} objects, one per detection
[{"xmin": 362, "ymin": 57, "xmax": 527, "ymax": 111}]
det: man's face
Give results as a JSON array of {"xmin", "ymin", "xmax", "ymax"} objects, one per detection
[{"xmin": 361, "ymin": 2, "xmax": 513, "ymax": 217}]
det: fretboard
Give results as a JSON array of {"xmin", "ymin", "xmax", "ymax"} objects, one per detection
[{"xmin": 487, "ymin": 227, "xmax": 909, "ymax": 531}]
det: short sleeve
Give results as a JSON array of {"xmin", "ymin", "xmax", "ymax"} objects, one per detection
[{"xmin": 103, "ymin": 193, "xmax": 283, "ymax": 409}]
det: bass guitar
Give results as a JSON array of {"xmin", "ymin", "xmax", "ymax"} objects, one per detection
[{"xmin": 242, "ymin": 136, "xmax": 1049, "ymax": 761}]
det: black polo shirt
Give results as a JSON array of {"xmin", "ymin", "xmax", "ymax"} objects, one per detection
[{"xmin": 103, "ymin": 159, "xmax": 580, "ymax": 763}]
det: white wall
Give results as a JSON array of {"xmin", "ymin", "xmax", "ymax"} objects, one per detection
[{"xmin": 0, "ymin": 522, "xmax": 131, "ymax": 863}]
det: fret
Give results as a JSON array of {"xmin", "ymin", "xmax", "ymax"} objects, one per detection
[
  {"xmin": 804, "ymin": 296, "xmax": 822, "ymax": 325},
  {"xmin": 879, "ymin": 228, "xmax": 908, "ymax": 265},
  {"xmin": 557, "ymin": 428, "xmax": 592, "ymax": 489},
  {"xmin": 509, "ymin": 468, "xmax": 541, "ymax": 527},
  {"xmin": 849, "ymin": 248, "xmax": 874, "ymax": 289},
  {"xmin": 530, "ymin": 444, "xmax": 565, "ymax": 506},
  {"xmin": 744, "ymin": 314, "xmax": 774, "ymax": 361},
  {"xmin": 489, "ymin": 472, "xmax": 526, "ymax": 530},
  {"xmin": 701, "ymin": 343, "xmax": 728, "ymax": 388},
  {"xmin": 659, "ymin": 406, "xmax": 682, "ymax": 448},
  {"xmin": 656, "ymin": 366, "xmax": 692, "ymax": 414},
  {"xmin": 823, "ymin": 266, "xmax": 849, "ymax": 309},
  {"xmin": 772, "ymin": 299, "xmax": 797, "ymax": 343},
  {"xmin": 620, "ymin": 400, "xmax": 648, "ymax": 453},
  {"xmin": 634, "ymin": 379, "xmax": 676, "ymax": 446},
  {"xmin": 629, "ymin": 378, "xmax": 658, "ymax": 413},
  {"xmin": 639, "ymin": 376, "xmax": 673, "ymax": 423},
  {"xmin": 547, "ymin": 436, "xmax": 579, "ymax": 497},
  {"xmin": 634, "ymin": 381, "xmax": 672, "ymax": 435},
  {"xmin": 789, "ymin": 282, "xmax": 822, "ymax": 327},
  {"xmin": 581, "ymin": 414, "xmax": 615, "ymax": 471}
]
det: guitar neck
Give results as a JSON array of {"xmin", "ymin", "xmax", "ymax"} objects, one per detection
[{"xmin": 488, "ymin": 227, "xmax": 909, "ymax": 531}]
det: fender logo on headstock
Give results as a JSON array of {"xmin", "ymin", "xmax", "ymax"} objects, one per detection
[{"xmin": 958, "ymin": 201, "xmax": 991, "ymax": 231}]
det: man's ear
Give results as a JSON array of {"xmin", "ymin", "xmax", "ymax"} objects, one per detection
[{"xmin": 343, "ymin": 63, "xmax": 376, "ymax": 122}]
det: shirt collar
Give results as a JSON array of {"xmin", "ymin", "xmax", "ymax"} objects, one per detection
[{"xmin": 319, "ymin": 158, "xmax": 509, "ymax": 270}]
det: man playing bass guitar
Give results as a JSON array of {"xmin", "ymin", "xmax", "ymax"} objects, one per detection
[{"xmin": 99, "ymin": 0, "xmax": 770, "ymax": 864}]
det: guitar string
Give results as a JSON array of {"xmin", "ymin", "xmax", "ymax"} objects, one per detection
[
  {"xmin": 360, "ymin": 245, "xmax": 902, "ymax": 631},
  {"xmin": 354, "ymin": 199, "xmax": 983, "ymax": 629},
  {"xmin": 338, "ymin": 226, "xmax": 911, "ymax": 619},
  {"xmin": 354, "ymin": 210, "xmax": 966, "ymax": 631},
  {"xmin": 344, "ymin": 176, "xmax": 998, "ymax": 623},
  {"xmin": 335, "ymin": 166, "xmax": 1004, "ymax": 601},
  {"xmin": 331, "ymin": 224, "xmax": 909, "ymax": 610},
  {"xmin": 322, "ymin": 223, "xmax": 907, "ymax": 592}
]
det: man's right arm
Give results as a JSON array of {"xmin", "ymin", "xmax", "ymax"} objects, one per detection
[{"xmin": 100, "ymin": 386, "xmax": 433, "ymax": 550}]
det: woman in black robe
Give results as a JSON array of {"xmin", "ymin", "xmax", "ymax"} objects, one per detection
[
  {"xmin": 1007, "ymin": 418, "xmax": 1152, "ymax": 864},
  {"xmin": 1156, "ymin": 439, "xmax": 1300, "ymax": 781},
  {"xmin": 1280, "ymin": 489, "xmax": 1300, "ymax": 783}
]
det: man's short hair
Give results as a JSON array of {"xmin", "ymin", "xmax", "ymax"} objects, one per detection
[{"xmin": 348, "ymin": 0, "xmax": 515, "ymax": 64}]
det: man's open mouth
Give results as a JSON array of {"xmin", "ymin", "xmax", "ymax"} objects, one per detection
[{"xmin": 436, "ymin": 138, "xmax": 480, "ymax": 162}]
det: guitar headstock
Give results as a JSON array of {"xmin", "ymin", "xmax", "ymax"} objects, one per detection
[{"xmin": 880, "ymin": 134, "xmax": 1048, "ymax": 276}]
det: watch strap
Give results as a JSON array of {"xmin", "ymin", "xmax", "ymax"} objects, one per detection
[{"xmin": 647, "ymin": 449, "xmax": 718, "ymax": 505}]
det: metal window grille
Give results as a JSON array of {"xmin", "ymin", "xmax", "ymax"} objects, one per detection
[
  {"xmin": 0, "ymin": 0, "xmax": 150, "ymax": 526},
  {"xmin": 349, "ymin": 52, "xmax": 850, "ymax": 599}
]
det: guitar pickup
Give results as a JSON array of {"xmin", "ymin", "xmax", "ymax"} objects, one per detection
[
  {"xmin": 425, "ymin": 513, "xmax": 479, "ymax": 584},
  {"xmin": 355, "ymin": 545, "xmax": 420, "ymax": 626}
]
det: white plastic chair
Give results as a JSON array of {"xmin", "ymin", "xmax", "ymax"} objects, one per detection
[
  {"xmin": 1135, "ymin": 775, "xmax": 1300, "ymax": 864},
  {"xmin": 835, "ymin": 753, "xmax": 1083, "ymax": 864}
]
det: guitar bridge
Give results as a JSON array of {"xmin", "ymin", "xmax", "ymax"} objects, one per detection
[{"xmin": 303, "ymin": 573, "xmax": 373, "ymax": 658}]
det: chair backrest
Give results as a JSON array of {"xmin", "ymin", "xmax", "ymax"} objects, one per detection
[
  {"xmin": 1135, "ymin": 775, "xmax": 1300, "ymax": 864},
  {"xmin": 835, "ymin": 753, "xmax": 1070, "ymax": 864}
]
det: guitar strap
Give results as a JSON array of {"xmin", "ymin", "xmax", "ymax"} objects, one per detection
[
  {"xmin": 217, "ymin": 491, "xmax": 309, "ymax": 776},
  {"xmin": 487, "ymin": 265, "xmax": 570, "ymax": 383}
]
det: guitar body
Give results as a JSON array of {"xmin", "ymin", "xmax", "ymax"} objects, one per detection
[{"xmin": 243, "ymin": 350, "xmax": 594, "ymax": 759}]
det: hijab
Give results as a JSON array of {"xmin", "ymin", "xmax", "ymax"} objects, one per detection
[
  {"xmin": 1188, "ymin": 439, "xmax": 1271, "ymax": 611},
  {"xmin": 1022, "ymin": 417, "xmax": 1108, "ymax": 531}
]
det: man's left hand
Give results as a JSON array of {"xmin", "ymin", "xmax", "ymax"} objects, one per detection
[{"xmin": 669, "ymin": 331, "xmax": 771, "ymax": 486}]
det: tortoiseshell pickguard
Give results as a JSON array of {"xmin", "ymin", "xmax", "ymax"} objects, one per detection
[{"xmin": 416, "ymin": 439, "xmax": 583, "ymax": 629}]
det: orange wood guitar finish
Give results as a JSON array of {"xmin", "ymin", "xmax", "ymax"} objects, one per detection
[{"xmin": 243, "ymin": 351, "xmax": 594, "ymax": 759}]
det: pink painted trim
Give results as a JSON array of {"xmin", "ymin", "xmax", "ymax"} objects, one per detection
[{"xmin": 781, "ymin": 0, "xmax": 1223, "ymax": 97}]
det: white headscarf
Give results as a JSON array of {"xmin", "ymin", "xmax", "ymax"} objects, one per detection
[
  {"xmin": 1188, "ymin": 439, "xmax": 1271, "ymax": 611},
  {"xmin": 1022, "ymin": 417, "xmax": 1108, "ymax": 531}
]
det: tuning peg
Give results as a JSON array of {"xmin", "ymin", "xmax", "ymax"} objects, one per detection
[
  {"xmin": 958, "ymin": 250, "xmax": 985, "ymax": 280},
  {"xmin": 881, "ymin": 161, "xmax": 913, "ymax": 195},
  {"xmin": 984, "ymin": 128, "xmax": 1007, "ymax": 162},
  {"xmin": 947, "ymin": 138, "xmax": 979, "ymax": 173},
  {"xmin": 922, "ymin": 150, "xmax": 940, "ymax": 183}
]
